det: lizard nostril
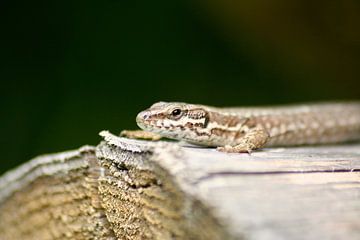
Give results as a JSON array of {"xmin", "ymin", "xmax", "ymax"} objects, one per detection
[{"xmin": 137, "ymin": 111, "xmax": 151, "ymax": 122}]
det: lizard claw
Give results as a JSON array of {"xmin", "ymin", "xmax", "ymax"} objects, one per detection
[{"xmin": 217, "ymin": 145, "xmax": 252, "ymax": 154}]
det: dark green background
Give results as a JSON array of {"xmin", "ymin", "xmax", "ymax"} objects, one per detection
[{"xmin": 1, "ymin": 0, "xmax": 359, "ymax": 174}]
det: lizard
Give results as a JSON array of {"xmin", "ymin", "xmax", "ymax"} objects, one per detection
[{"xmin": 121, "ymin": 101, "xmax": 360, "ymax": 153}]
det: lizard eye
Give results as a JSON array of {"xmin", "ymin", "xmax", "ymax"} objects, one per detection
[{"xmin": 171, "ymin": 108, "xmax": 182, "ymax": 117}]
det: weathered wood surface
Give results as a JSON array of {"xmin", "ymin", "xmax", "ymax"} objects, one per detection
[
  {"xmin": 0, "ymin": 146, "xmax": 116, "ymax": 239},
  {"xmin": 0, "ymin": 130, "xmax": 360, "ymax": 240}
]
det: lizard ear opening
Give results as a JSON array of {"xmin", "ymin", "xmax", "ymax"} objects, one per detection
[
  {"xmin": 187, "ymin": 109, "xmax": 209, "ymax": 128},
  {"xmin": 203, "ymin": 113, "xmax": 210, "ymax": 128}
]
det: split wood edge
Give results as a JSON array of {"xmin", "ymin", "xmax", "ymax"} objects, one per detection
[{"xmin": 0, "ymin": 131, "xmax": 229, "ymax": 240}]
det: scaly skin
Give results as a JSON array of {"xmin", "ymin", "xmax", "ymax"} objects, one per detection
[{"xmin": 127, "ymin": 101, "xmax": 360, "ymax": 153}]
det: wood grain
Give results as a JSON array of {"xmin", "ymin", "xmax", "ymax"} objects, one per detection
[{"xmin": 0, "ymin": 131, "xmax": 359, "ymax": 239}]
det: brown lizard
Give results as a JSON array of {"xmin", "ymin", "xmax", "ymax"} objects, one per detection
[{"xmin": 121, "ymin": 101, "xmax": 360, "ymax": 153}]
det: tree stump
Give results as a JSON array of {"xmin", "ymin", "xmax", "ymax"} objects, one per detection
[{"xmin": 0, "ymin": 130, "xmax": 360, "ymax": 239}]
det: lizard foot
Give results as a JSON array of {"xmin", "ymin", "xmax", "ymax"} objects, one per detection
[
  {"xmin": 217, "ymin": 145, "xmax": 252, "ymax": 153},
  {"xmin": 216, "ymin": 126, "xmax": 269, "ymax": 153},
  {"xmin": 120, "ymin": 130, "xmax": 163, "ymax": 141}
]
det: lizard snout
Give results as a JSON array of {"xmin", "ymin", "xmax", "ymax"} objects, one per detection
[{"xmin": 136, "ymin": 110, "xmax": 151, "ymax": 123}]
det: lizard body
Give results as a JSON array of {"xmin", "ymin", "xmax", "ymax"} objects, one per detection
[{"xmin": 130, "ymin": 101, "xmax": 360, "ymax": 153}]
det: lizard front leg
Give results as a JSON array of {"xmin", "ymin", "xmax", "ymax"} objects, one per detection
[
  {"xmin": 120, "ymin": 130, "xmax": 163, "ymax": 141},
  {"xmin": 217, "ymin": 127, "xmax": 269, "ymax": 153}
]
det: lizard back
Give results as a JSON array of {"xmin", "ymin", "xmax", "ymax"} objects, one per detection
[{"xmin": 210, "ymin": 102, "xmax": 360, "ymax": 146}]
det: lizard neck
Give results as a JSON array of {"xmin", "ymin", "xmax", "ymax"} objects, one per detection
[{"xmin": 183, "ymin": 111, "xmax": 251, "ymax": 146}]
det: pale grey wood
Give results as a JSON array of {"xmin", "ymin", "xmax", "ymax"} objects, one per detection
[
  {"xmin": 0, "ymin": 130, "xmax": 359, "ymax": 240},
  {"xmin": 96, "ymin": 131, "xmax": 360, "ymax": 240},
  {"xmin": 0, "ymin": 146, "xmax": 116, "ymax": 239},
  {"xmin": 0, "ymin": 146, "xmax": 93, "ymax": 204}
]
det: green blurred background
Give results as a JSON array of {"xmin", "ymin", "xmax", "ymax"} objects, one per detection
[{"xmin": 1, "ymin": 0, "xmax": 359, "ymax": 174}]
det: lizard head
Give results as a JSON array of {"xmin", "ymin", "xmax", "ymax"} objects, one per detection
[{"xmin": 136, "ymin": 101, "xmax": 210, "ymax": 142}]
